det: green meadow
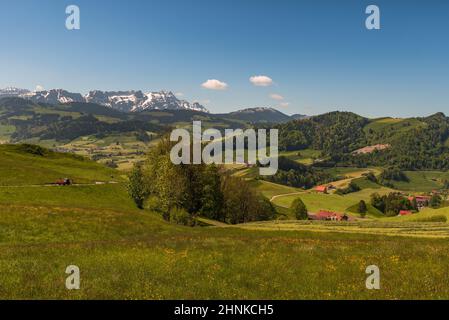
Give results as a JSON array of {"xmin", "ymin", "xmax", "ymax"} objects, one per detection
[{"xmin": 1, "ymin": 145, "xmax": 449, "ymax": 299}]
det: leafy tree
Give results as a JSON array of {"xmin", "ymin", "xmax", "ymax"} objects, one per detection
[
  {"xmin": 263, "ymin": 156, "xmax": 333, "ymax": 189},
  {"xmin": 410, "ymin": 197, "xmax": 418, "ymax": 211},
  {"xmin": 290, "ymin": 198, "xmax": 308, "ymax": 220},
  {"xmin": 371, "ymin": 192, "xmax": 413, "ymax": 215},
  {"xmin": 140, "ymin": 137, "xmax": 276, "ymax": 225},
  {"xmin": 430, "ymin": 194, "xmax": 442, "ymax": 209},
  {"xmin": 380, "ymin": 167, "xmax": 409, "ymax": 182},
  {"xmin": 335, "ymin": 182, "xmax": 361, "ymax": 195},
  {"xmin": 365, "ymin": 172, "xmax": 378, "ymax": 183},
  {"xmin": 200, "ymin": 164, "xmax": 224, "ymax": 220},
  {"xmin": 127, "ymin": 164, "xmax": 147, "ymax": 209},
  {"xmin": 443, "ymin": 179, "xmax": 449, "ymax": 190}
]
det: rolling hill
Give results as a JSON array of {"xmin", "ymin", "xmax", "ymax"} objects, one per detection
[{"xmin": 1, "ymin": 144, "xmax": 449, "ymax": 299}]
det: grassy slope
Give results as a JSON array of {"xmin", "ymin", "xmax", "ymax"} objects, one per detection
[
  {"xmin": 364, "ymin": 117, "xmax": 426, "ymax": 143},
  {"xmin": 387, "ymin": 206, "xmax": 449, "ymax": 222},
  {"xmin": 392, "ymin": 171, "xmax": 449, "ymax": 192},
  {"xmin": 0, "ymin": 144, "xmax": 120, "ymax": 185},
  {"xmin": 280, "ymin": 149, "xmax": 322, "ymax": 165},
  {"xmin": 2, "ymin": 147, "xmax": 449, "ymax": 299},
  {"xmin": 2, "ymin": 192, "xmax": 449, "ymax": 299},
  {"xmin": 271, "ymin": 187, "xmax": 392, "ymax": 214}
]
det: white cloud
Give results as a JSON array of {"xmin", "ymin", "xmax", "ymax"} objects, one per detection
[
  {"xmin": 35, "ymin": 85, "xmax": 45, "ymax": 92},
  {"xmin": 201, "ymin": 79, "xmax": 228, "ymax": 90},
  {"xmin": 279, "ymin": 102, "xmax": 290, "ymax": 107},
  {"xmin": 270, "ymin": 93, "xmax": 284, "ymax": 101},
  {"xmin": 249, "ymin": 75, "xmax": 273, "ymax": 87},
  {"xmin": 175, "ymin": 92, "xmax": 184, "ymax": 97}
]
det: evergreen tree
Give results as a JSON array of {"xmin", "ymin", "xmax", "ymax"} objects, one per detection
[{"xmin": 358, "ymin": 200, "xmax": 367, "ymax": 218}]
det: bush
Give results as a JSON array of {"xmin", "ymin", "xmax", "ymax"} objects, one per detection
[
  {"xmin": 16, "ymin": 144, "xmax": 48, "ymax": 156},
  {"xmin": 290, "ymin": 198, "xmax": 308, "ymax": 220},
  {"xmin": 169, "ymin": 207, "xmax": 195, "ymax": 226},
  {"xmin": 335, "ymin": 182, "xmax": 361, "ymax": 195}
]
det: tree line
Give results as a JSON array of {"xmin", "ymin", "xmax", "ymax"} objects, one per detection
[{"xmin": 128, "ymin": 137, "xmax": 276, "ymax": 225}]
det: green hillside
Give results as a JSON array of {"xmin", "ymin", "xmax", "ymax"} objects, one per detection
[
  {"xmin": 0, "ymin": 144, "xmax": 121, "ymax": 185},
  {"xmin": 1, "ymin": 145, "xmax": 449, "ymax": 299}
]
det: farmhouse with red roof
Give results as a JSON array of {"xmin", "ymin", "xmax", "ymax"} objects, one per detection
[
  {"xmin": 309, "ymin": 210, "xmax": 352, "ymax": 221},
  {"xmin": 315, "ymin": 185, "xmax": 328, "ymax": 193},
  {"xmin": 399, "ymin": 210, "xmax": 412, "ymax": 216}
]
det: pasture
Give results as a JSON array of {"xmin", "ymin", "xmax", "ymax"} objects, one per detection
[{"xmin": 1, "ymin": 144, "xmax": 449, "ymax": 300}]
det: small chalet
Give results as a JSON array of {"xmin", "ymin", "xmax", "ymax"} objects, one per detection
[
  {"xmin": 399, "ymin": 210, "xmax": 412, "ymax": 216},
  {"xmin": 315, "ymin": 185, "xmax": 328, "ymax": 193},
  {"xmin": 408, "ymin": 195, "xmax": 431, "ymax": 209}
]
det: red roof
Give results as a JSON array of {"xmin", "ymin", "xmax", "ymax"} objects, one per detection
[
  {"xmin": 315, "ymin": 185, "xmax": 327, "ymax": 192},
  {"xmin": 399, "ymin": 210, "xmax": 412, "ymax": 216},
  {"xmin": 316, "ymin": 211, "xmax": 343, "ymax": 218}
]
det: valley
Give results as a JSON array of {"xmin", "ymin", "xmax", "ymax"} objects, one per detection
[{"xmin": 1, "ymin": 97, "xmax": 449, "ymax": 299}]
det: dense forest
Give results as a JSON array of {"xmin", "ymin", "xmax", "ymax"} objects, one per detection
[{"xmin": 276, "ymin": 111, "xmax": 449, "ymax": 171}]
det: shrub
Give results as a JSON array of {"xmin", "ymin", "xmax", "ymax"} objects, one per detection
[
  {"xmin": 336, "ymin": 182, "xmax": 361, "ymax": 195},
  {"xmin": 16, "ymin": 144, "xmax": 47, "ymax": 156},
  {"xmin": 430, "ymin": 194, "xmax": 442, "ymax": 209},
  {"xmin": 169, "ymin": 207, "xmax": 195, "ymax": 226}
]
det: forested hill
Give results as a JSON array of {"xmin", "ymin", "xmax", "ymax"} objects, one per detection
[
  {"xmin": 276, "ymin": 111, "xmax": 368, "ymax": 154},
  {"xmin": 276, "ymin": 111, "xmax": 449, "ymax": 170}
]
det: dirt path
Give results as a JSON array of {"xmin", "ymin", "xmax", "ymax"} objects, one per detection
[
  {"xmin": 196, "ymin": 217, "xmax": 231, "ymax": 227},
  {"xmin": 270, "ymin": 191, "xmax": 305, "ymax": 202}
]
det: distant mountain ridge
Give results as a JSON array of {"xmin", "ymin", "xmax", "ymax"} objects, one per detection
[
  {"xmin": 0, "ymin": 87, "xmax": 208, "ymax": 113},
  {"xmin": 0, "ymin": 87, "xmax": 301, "ymax": 123},
  {"xmin": 220, "ymin": 107, "xmax": 293, "ymax": 123}
]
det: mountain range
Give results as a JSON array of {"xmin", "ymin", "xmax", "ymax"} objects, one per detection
[
  {"xmin": 0, "ymin": 87, "xmax": 208, "ymax": 113},
  {"xmin": 0, "ymin": 87, "xmax": 306, "ymax": 126}
]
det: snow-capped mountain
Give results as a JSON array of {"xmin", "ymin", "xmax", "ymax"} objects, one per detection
[
  {"xmin": 0, "ymin": 87, "xmax": 208, "ymax": 113},
  {"xmin": 22, "ymin": 89, "xmax": 85, "ymax": 105},
  {"xmin": 0, "ymin": 87, "xmax": 30, "ymax": 97},
  {"xmin": 85, "ymin": 90, "xmax": 208, "ymax": 113}
]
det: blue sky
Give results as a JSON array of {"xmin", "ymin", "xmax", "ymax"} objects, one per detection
[{"xmin": 1, "ymin": 0, "xmax": 448, "ymax": 117}]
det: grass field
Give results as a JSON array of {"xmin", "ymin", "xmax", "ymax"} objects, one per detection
[
  {"xmin": 2, "ymin": 144, "xmax": 449, "ymax": 299},
  {"xmin": 0, "ymin": 144, "xmax": 120, "ymax": 185},
  {"xmin": 2, "ymin": 183, "xmax": 449, "ymax": 299},
  {"xmin": 280, "ymin": 149, "xmax": 322, "ymax": 165},
  {"xmin": 392, "ymin": 171, "xmax": 449, "ymax": 192},
  {"xmin": 364, "ymin": 117, "xmax": 426, "ymax": 143},
  {"xmin": 271, "ymin": 187, "xmax": 393, "ymax": 216},
  {"xmin": 240, "ymin": 220, "xmax": 449, "ymax": 238}
]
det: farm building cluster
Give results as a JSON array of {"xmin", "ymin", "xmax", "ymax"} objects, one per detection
[{"xmin": 308, "ymin": 211, "xmax": 353, "ymax": 222}]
